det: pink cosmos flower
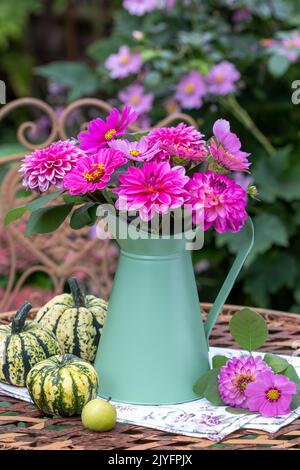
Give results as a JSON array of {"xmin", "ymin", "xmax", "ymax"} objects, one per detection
[
  {"xmin": 123, "ymin": 0, "xmax": 158, "ymax": 15},
  {"xmin": 78, "ymin": 105, "xmax": 138, "ymax": 154},
  {"xmin": 21, "ymin": 140, "xmax": 84, "ymax": 193},
  {"xmin": 218, "ymin": 355, "xmax": 272, "ymax": 408},
  {"xmin": 105, "ymin": 45, "xmax": 142, "ymax": 79},
  {"xmin": 147, "ymin": 123, "xmax": 207, "ymax": 162},
  {"xmin": 206, "ymin": 61, "xmax": 240, "ymax": 96},
  {"xmin": 113, "ymin": 161, "xmax": 189, "ymax": 221},
  {"xmin": 175, "ymin": 70, "xmax": 207, "ymax": 109},
  {"xmin": 109, "ymin": 137, "xmax": 160, "ymax": 162},
  {"xmin": 208, "ymin": 119, "xmax": 250, "ymax": 172},
  {"xmin": 64, "ymin": 148, "xmax": 127, "ymax": 195},
  {"xmin": 119, "ymin": 83, "xmax": 154, "ymax": 114},
  {"xmin": 245, "ymin": 371, "xmax": 297, "ymax": 417},
  {"xmin": 186, "ymin": 171, "xmax": 247, "ymax": 233}
]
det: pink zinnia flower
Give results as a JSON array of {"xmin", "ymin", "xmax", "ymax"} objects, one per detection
[
  {"xmin": 105, "ymin": 45, "xmax": 142, "ymax": 79},
  {"xmin": 175, "ymin": 70, "xmax": 207, "ymax": 109},
  {"xmin": 20, "ymin": 140, "xmax": 84, "ymax": 193},
  {"xmin": 123, "ymin": 0, "xmax": 158, "ymax": 15},
  {"xmin": 109, "ymin": 137, "xmax": 160, "ymax": 162},
  {"xmin": 147, "ymin": 123, "xmax": 207, "ymax": 162},
  {"xmin": 64, "ymin": 148, "xmax": 127, "ymax": 195},
  {"xmin": 78, "ymin": 105, "xmax": 138, "ymax": 154},
  {"xmin": 208, "ymin": 119, "xmax": 250, "ymax": 172},
  {"xmin": 245, "ymin": 371, "xmax": 297, "ymax": 417},
  {"xmin": 187, "ymin": 171, "xmax": 247, "ymax": 233},
  {"xmin": 119, "ymin": 83, "xmax": 154, "ymax": 114},
  {"xmin": 113, "ymin": 161, "xmax": 189, "ymax": 221},
  {"xmin": 207, "ymin": 61, "xmax": 240, "ymax": 96},
  {"xmin": 218, "ymin": 355, "xmax": 272, "ymax": 408}
]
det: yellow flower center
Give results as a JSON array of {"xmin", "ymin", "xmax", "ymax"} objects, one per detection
[
  {"xmin": 130, "ymin": 95, "xmax": 141, "ymax": 105},
  {"xmin": 119, "ymin": 55, "xmax": 130, "ymax": 64},
  {"xmin": 184, "ymin": 83, "xmax": 195, "ymax": 94},
  {"xmin": 266, "ymin": 388, "xmax": 281, "ymax": 401},
  {"xmin": 225, "ymin": 150, "xmax": 234, "ymax": 158},
  {"xmin": 215, "ymin": 73, "xmax": 224, "ymax": 84},
  {"xmin": 83, "ymin": 163, "xmax": 105, "ymax": 183},
  {"xmin": 129, "ymin": 150, "xmax": 140, "ymax": 157},
  {"xmin": 104, "ymin": 129, "xmax": 117, "ymax": 141},
  {"xmin": 167, "ymin": 101, "xmax": 177, "ymax": 113},
  {"xmin": 288, "ymin": 40, "xmax": 297, "ymax": 49}
]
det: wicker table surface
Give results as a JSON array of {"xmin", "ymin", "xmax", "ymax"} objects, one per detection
[{"xmin": 1, "ymin": 303, "xmax": 300, "ymax": 451}]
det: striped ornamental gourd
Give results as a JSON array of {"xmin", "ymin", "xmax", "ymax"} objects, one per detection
[
  {"xmin": 26, "ymin": 354, "xmax": 99, "ymax": 416},
  {"xmin": 0, "ymin": 302, "xmax": 61, "ymax": 387},
  {"xmin": 36, "ymin": 278, "xmax": 108, "ymax": 363}
]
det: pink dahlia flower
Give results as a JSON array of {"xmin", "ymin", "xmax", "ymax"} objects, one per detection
[
  {"xmin": 105, "ymin": 45, "xmax": 142, "ymax": 79},
  {"xmin": 119, "ymin": 83, "xmax": 154, "ymax": 114},
  {"xmin": 78, "ymin": 105, "xmax": 138, "ymax": 154},
  {"xmin": 187, "ymin": 171, "xmax": 247, "ymax": 233},
  {"xmin": 175, "ymin": 70, "xmax": 207, "ymax": 109},
  {"xmin": 209, "ymin": 119, "xmax": 250, "ymax": 172},
  {"xmin": 64, "ymin": 148, "xmax": 127, "ymax": 195},
  {"xmin": 245, "ymin": 371, "xmax": 297, "ymax": 417},
  {"xmin": 218, "ymin": 355, "xmax": 272, "ymax": 408},
  {"xmin": 113, "ymin": 161, "xmax": 189, "ymax": 221},
  {"xmin": 109, "ymin": 137, "xmax": 160, "ymax": 162},
  {"xmin": 20, "ymin": 140, "xmax": 84, "ymax": 193},
  {"xmin": 123, "ymin": 0, "xmax": 158, "ymax": 16},
  {"xmin": 207, "ymin": 61, "xmax": 240, "ymax": 96},
  {"xmin": 147, "ymin": 123, "xmax": 207, "ymax": 162}
]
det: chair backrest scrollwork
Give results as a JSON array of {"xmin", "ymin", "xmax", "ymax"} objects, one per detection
[{"xmin": 0, "ymin": 97, "xmax": 197, "ymax": 311}]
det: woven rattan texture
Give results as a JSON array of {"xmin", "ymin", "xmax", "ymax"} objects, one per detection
[{"xmin": 0, "ymin": 304, "xmax": 300, "ymax": 450}]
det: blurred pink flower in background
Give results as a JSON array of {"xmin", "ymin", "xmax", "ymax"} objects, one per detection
[
  {"xmin": 119, "ymin": 83, "xmax": 154, "ymax": 114},
  {"xmin": 78, "ymin": 105, "xmax": 138, "ymax": 154},
  {"xmin": 232, "ymin": 6, "xmax": 252, "ymax": 24},
  {"xmin": 209, "ymin": 119, "xmax": 250, "ymax": 172},
  {"xmin": 21, "ymin": 140, "xmax": 84, "ymax": 193},
  {"xmin": 105, "ymin": 45, "xmax": 142, "ymax": 78},
  {"xmin": 233, "ymin": 172, "xmax": 253, "ymax": 192},
  {"xmin": 165, "ymin": 97, "xmax": 181, "ymax": 114},
  {"xmin": 187, "ymin": 171, "xmax": 247, "ymax": 233},
  {"xmin": 64, "ymin": 148, "xmax": 127, "ymax": 195},
  {"xmin": 136, "ymin": 114, "xmax": 151, "ymax": 130},
  {"xmin": 148, "ymin": 123, "xmax": 207, "ymax": 161},
  {"xmin": 175, "ymin": 70, "xmax": 207, "ymax": 109},
  {"xmin": 113, "ymin": 161, "xmax": 189, "ymax": 221},
  {"xmin": 206, "ymin": 61, "xmax": 240, "ymax": 96},
  {"xmin": 123, "ymin": 0, "xmax": 158, "ymax": 15},
  {"xmin": 109, "ymin": 137, "xmax": 160, "ymax": 161},
  {"xmin": 280, "ymin": 31, "xmax": 300, "ymax": 62}
]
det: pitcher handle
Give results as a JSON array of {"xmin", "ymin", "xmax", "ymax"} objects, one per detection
[{"xmin": 204, "ymin": 216, "xmax": 254, "ymax": 340}]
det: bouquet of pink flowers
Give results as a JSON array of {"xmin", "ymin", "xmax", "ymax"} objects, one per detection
[{"xmin": 6, "ymin": 105, "xmax": 257, "ymax": 236}]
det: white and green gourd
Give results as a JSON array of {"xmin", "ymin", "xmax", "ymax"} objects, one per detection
[
  {"xmin": 26, "ymin": 354, "xmax": 99, "ymax": 417},
  {"xmin": 0, "ymin": 302, "xmax": 61, "ymax": 387},
  {"xmin": 36, "ymin": 278, "xmax": 107, "ymax": 362}
]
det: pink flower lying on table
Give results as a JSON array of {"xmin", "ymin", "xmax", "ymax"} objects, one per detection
[
  {"xmin": 109, "ymin": 137, "xmax": 160, "ymax": 162},
  {"xmin": 64, "ymin": 148, "xmax": 127, "ymax": 195},
  {"xmin": 78, "ymin": 105, "xmax": 138, "ymax": 154},
  {"xmin": 175, "ymin": 70, "xmax": 207, "ymax": 109},
  {"xmin": 119, "ymin": 83, "xmax": 154, "ymax": 114},
  {"xmin": 113, "ymin": 161, "xmax": 189, "ymax": 221},
  {"xmin": 105, "ymin": 45, "xmax": 142, "ymax": 79},
  {"xmin": 206, "ymin": 61, "xmax": 240, "ymax": 96},
  {"xmin": 245, "ymin": 371, "xmax": 297, "ymax": 417},
  {"xmin": 20, "ymin": 140, "xmax": 84, "ymax": 193},
  {"xmin": 148, "ymin": 123, "xmax": 207, "ymax": 162},
  {"xmin": 218, "ymin": 355, "xmax": 272, "ymax": 408},
  {"xmin": 186, "ymin": 171, "xmax": 247, "ymax": 233},
  {"xmin": 209, "ymin": 119, "xmax": 250, "ymax": 172}
]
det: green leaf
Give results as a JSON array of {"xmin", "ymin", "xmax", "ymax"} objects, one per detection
[
  {"xmin": 27, "ymin": 190, "xmax": 64, "ymax": 212},
  {"xmin": 4, "ymin": 206, "xmax": 28, "ymax": 225},
  {"xmin": 229, "ymin": 308, "xmax": 268, "ymax": 351},
  {"xmin": 70, "ymin": 202, "xmax": 96, "ymax": 230},
  {"xmin": 282, "ymin": 364, "xmax": 300, "ymax": 386},
  {"xmin": 212, "ymin": 355, "xmax": 228, "ymax": 369},
  {"xmin": 268, "ymin": 55, "xmax": 290, "ymax": 77},
  {"xmin": 25, "ymin": 204, "xmax": 74, "ymax": 236},
  {"xmin": 193, "ymin": 368, "xmax": 224, "ymax": 406},
  {"xmin": 264, "ymin": 354, "xmax": 289, "ymax": 373}
]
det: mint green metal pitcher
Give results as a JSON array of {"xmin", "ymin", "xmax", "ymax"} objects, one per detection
[{"xmin": 94, "ymin": 217, "xmax": 254, "ymax": 405}]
